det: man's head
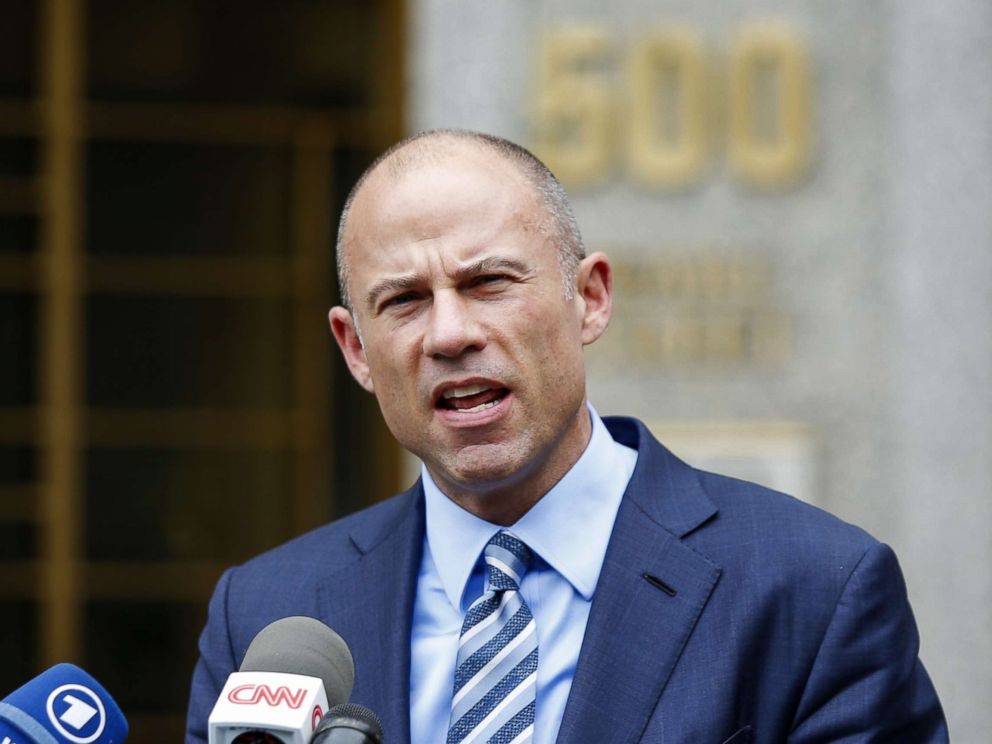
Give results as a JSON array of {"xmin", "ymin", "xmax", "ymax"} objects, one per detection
[{"xmin": 329, "ymin": 130, "xmax": 613, "ymax": 523}]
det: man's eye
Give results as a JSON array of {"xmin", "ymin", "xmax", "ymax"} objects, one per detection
[
  {"xmin": 384, "ymin": 292, "xmax": 418, "ymax": 308},
  {"xmin": 473, "ymin": 274, "xmax": 509, "ymax": 287}
]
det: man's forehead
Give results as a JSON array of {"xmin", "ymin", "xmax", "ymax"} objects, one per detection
[
  {"xmin": 379, "ymin": 135, "xmax": 477, "ymax": 177},
  {"xmin": 360, "ymin": 138, "xmax": 524, "ymax": 201},
  {"xmin": 346, "ymin": 144, "xmax": 539, "ymax": 247}
]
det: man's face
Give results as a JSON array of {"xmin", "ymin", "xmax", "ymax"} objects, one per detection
[{"xmin": 330, "ymin": 146, "xmax": 611, "ymax": 510}]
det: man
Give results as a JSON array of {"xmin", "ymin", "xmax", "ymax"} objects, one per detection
[{"xmin": 187, "ymin": 130, "xmax": 947, "ymax": 743}]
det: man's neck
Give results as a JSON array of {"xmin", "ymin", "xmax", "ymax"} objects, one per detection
[{"xmin": 427, "ymin": 404, "xmax": 594, "ymax": 525}]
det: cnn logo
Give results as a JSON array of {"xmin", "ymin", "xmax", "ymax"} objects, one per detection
[{"xmin": 228, "ymin": 684, "xmax": 307, "ymax": 709}]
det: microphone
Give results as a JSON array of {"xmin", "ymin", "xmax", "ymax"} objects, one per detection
[
  {"xmin": 208, "ymin": 617, "xmax": 355, "ymax": 744},
  {"xmin": 0, "ymin": 663, "xmax": 128, "ymax": 743},
  {"xmin": 310, "ymin": 703, "xmax": 383, "ymax": 744}
]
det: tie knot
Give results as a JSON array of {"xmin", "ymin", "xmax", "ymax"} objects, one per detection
[{"xmin": 483, "ymin": 531, "xmax": 532, "ymax": 591}]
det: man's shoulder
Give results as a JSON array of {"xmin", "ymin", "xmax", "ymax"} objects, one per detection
[
  {"xmin": 610, "ymin": 415, "xmax": 880, "ymax": 571},
  {"xmin": 702, "ymin": 470, "xmax": 880, "ymax": 581},
  {"xmin": 683, "ymin": 467, "xmax": 886, "ymax": 611},
  {"xmin": 632, "ymin": 431, "xmax": 893, "ymax": 636},
  {"xmin": 227, "ymin": 486, "xmax": 420, "ymax": 590},
  {"xmin": 697, "ymin": 467, "xmax": 875, "ymax": 548},
  {"xmin": 615, "ymin": 416, "xmax": 872, "ymax": 532}
]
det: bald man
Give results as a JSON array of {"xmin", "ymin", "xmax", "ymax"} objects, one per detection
[{"xmin": 187, "ymin": 130, "xmax": 946, "ymax": 744}]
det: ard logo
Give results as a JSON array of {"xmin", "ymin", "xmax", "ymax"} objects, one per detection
[
  {"xmin": 228, "ymin": 684, "xmax": 307, "ymax": 709},
  {"xmin": 45, "ymin": 684, "xmax": 107, "ymax": 744}
]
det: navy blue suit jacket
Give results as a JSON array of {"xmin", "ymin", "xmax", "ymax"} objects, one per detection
[{"xmin": 186, "ymin": 417, "xmax": 947, "ymax": 743}]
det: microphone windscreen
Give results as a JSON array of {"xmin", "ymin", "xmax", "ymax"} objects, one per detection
[
  {"xmin": 0, "ymin": 663, "xmax": 128, "ymax": 743},
  {"xmin": 239, "ymin": 617, "xmax": 355, "ymax": 708},
  {"xmin": 311, "ymin": 703, "xmax": 383, "ymax": 744}
]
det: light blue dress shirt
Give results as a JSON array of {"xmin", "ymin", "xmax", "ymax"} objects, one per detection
[{"xmin": 410, "ymin": 406, "xmax": 638, "ymax": 743}]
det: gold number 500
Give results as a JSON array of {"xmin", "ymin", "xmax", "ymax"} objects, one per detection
[{"xmin": 533, "ymin": 24, "xmax": 812, "ymax": 191}]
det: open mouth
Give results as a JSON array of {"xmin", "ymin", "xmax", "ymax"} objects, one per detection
[{"xmin": 437, "ymin": 383, "xmax": 509, "ymax": 414}]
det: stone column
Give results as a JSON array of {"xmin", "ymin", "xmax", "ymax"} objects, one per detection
[
  {"xmin": 409, "ymin": 0, "xmax": 533, "ymax": 139},
  {"xmin": 885, "ymin": 1, "xmax": 992, "ymax": 738}
]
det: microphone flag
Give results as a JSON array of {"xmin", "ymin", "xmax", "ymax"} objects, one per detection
[
  {"xmin": 208, "ymin": 671, "xmax": 328, "ymax": 744},
  {"xmin": 0, "ymin": 663, "xmax": 128, "ymax": 744}
]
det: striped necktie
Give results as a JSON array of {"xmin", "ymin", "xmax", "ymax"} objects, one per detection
[{"xmin": 446, "ymin": 531, "xmax": 539, "ymax": 744}]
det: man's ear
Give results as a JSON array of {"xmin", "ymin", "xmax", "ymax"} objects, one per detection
[
  {"xmin": 329, "ymin": 306, "xmax": 375, "ymax": 393},
  {"xmin": 575, "ymin": 251, "xmax": 613, "ymax": 345}
]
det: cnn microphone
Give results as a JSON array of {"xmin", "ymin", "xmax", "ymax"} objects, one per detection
[
  {"xmin": 208, "ymin": 617, "xmax": 355, "ymax": 744},
  {"xmin": 0, "ymin": 663, "xmax": 128, "ymax": 743},
  {"xmin": 310, "ymin": 703, "xmax": 382, "ymax": 744}
]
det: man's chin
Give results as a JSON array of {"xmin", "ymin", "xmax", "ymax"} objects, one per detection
[{"xmin": 427, "ymin": 446, "xmax": 530, "ymax": 497}]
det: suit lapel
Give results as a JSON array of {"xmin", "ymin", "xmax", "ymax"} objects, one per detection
[
  {"xmin": 556, "ymin": 419, "xmax": 722, "ymax": 743},
  {"xmin": 315, "ymin": 486, "xmax": 424, "ymax": 744}
]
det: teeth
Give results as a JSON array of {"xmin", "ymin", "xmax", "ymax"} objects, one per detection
[
  {"xmin": 442, "ymin": 384, "xmax": 491, "ymax": 399},
  {"xmin": 461, "ymin": 399, "xmax": 500, "ymax": 413}
]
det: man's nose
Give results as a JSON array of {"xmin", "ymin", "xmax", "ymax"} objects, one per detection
[{"xmin": 422, "ymin": 291, "xmax": 486, "ymax": 358}]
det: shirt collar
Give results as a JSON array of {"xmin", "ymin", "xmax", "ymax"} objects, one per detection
[{"xmin": 422, "ymin": 404, "xmax": 637, "ymax": 611}]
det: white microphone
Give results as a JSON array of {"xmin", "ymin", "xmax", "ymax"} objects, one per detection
[{"xmin": 208, "ymin": 617, "xmax": 355, "ymax": 744}]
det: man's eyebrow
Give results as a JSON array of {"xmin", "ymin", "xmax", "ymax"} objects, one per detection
[
  {"xmin": 457, "ymin": 256, "xmax": 531, "ymax": 278},
  {"xmin": 364, "ymin": 257, "xmax": 532, "ymax": 311},
  {"xmin": 365, "ymin": 274, "xmax": 421, "ymax": 311}
]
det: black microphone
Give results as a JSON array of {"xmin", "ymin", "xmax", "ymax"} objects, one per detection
[
  {"xmin": 310, "ymin": 703, "xmax": 383, "ymax": 744},
  {"xmin": 208, "ymin": 617, "xmax": 355, "ymax": 744}
]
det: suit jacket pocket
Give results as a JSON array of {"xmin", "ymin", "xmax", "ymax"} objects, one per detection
[{"xmin": 719, "ymin": 725, "xmax": 752, "ymax": 744}]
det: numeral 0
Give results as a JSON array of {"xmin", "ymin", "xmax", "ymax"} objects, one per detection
[{"xmin": 533, "ymin": 23, "xmax": 812, "ymax": 190}]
